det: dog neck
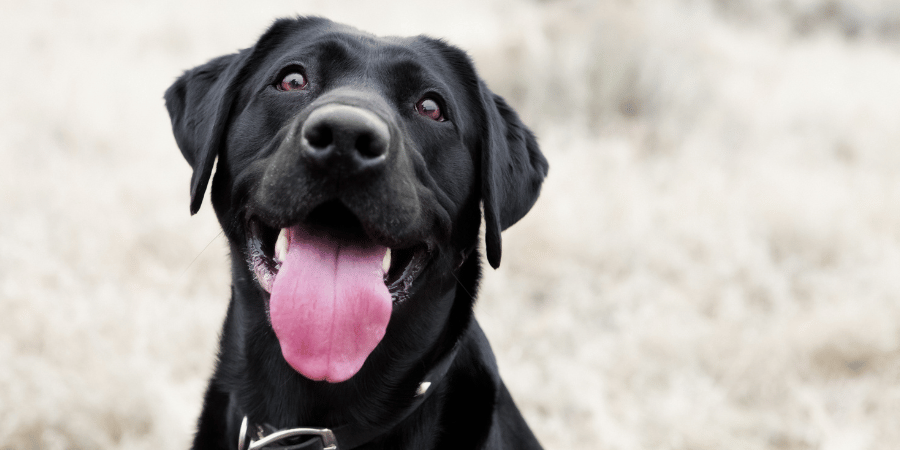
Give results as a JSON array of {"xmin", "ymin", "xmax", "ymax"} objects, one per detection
[{"xmin": 235, "ymin": 341, "xmax": 460, "ymax": 450}]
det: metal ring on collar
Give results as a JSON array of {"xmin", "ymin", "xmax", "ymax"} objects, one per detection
[{"xmin": 239, "ymin": 416, "xmax": 338, "ymax": 450}]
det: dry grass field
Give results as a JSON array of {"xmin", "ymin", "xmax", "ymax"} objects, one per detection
[{"xmin": 3, "ymin": 0, "xmax": 900, "ymax": 449}]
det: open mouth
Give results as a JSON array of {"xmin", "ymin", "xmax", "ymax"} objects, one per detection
[
  {"xmin": 246, "ymin": 200, "xmax": 429, "ymax": 303},
  {"xmin": 244, "ymin": 200, "xmax": 430, "ymax": 382}
]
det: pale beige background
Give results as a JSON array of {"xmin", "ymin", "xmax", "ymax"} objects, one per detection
[{"xmin": 2, "ymin": 0, "xmax": 900, "ymax": 449}]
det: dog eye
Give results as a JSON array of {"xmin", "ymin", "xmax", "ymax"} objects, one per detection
[
  {"xmin": 278, "ymin": 72, "xmax": 308, "ymax": 91},
  {"xmin": 415, "ymin": 97, "xmax": 445, "ymax": 122}
]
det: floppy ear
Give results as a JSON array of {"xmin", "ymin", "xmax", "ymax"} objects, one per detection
[
  {"xmin": 164, "ymin": 52, "xmax": 247, "ymax": 215},
  {"xmin": 479, "ymin": 82, "xmax": 549, "ymax": 269}
]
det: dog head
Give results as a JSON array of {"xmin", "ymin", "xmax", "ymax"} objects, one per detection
[{"xmin": 165, "ymin": 17, "xmax": 547, "ymax": 383}]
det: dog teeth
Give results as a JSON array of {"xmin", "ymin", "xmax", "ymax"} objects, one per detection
[
  {"xmin": 382, "ymin": 249, "xmax": 391, "ymax": 274},
  {"xmin": 274, "ymin": 229, "xmax": 288, "ymax": 263}
]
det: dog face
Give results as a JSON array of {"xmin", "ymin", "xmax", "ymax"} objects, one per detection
[{"xmin": 165, "ymin": 17, "xmax": 547, "ymax": 384}]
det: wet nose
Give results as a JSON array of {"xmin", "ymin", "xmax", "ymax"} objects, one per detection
[{"xmin": 300, "ymin": 104, "xmax": 390, "ymax": 173}]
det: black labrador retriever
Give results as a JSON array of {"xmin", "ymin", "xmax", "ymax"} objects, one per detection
[{"xmin": 165, "ymin": 17, "xmax": 548, "ymax": 450}]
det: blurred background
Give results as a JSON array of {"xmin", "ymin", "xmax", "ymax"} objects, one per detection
[{"xmin": 3, "ymin": 0, "xmax": 900, "ymax": 448}]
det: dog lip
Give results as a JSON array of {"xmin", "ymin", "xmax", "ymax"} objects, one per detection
[
  {"xmin": 385, "ymin": 245, "xmax": 430, "ymax": 303},
  {"xmin": 244, "ymin": 216, "xmax": 430, "ymax": 302},
  {"xmin": 247, "ymin": 219, "xmax": 280, "ymax": 293}
]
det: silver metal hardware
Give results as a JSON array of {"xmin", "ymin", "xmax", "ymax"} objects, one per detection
[
  {"xmin": 238, "ymin": 416, "xmax": 249, "ymax": 450},
  {"xmin": 239, "ymin": 415, "xmax": 338, "ymax": 450}
]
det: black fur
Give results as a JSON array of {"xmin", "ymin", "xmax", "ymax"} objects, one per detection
[{"xmin": 165, "ymin": 17, "xmax": 548, "ymax": 450}]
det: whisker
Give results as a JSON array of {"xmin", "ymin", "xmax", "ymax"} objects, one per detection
[{"xmin": 179, "ymin": 230, "xmax": 225, "ymax": 279}]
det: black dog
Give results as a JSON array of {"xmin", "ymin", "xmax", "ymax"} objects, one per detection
[{"xmin": 165, "ymin": 17, "xmax": 548, "ymax": 450}]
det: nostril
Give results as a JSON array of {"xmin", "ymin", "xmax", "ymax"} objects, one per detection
[
  {"xmin": 304, "ymin": 123, "xmax": 333, "ymax": 150},
  {"xmin": 355, "ymin": 133, "xmax": 386, "ymax": 158}
]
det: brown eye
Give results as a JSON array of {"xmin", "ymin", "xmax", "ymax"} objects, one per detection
[
  {"xmin": 278, "ymin": 72, "xmax": 307, "ymax": 91},
  {"xmin": 415, "ymin": 97, "xmax": 445, "ymax": 121}
]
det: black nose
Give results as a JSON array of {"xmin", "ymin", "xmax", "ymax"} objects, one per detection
[{"xmin": 300, "ymin": 104, "xmax": 390, "ymax": 173}]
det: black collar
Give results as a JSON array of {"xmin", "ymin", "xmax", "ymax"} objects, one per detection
[{"xmin": 238, "ymin": 343, "xmax": 460, "ymax": 450}]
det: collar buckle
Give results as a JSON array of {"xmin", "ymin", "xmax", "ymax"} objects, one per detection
[{"xmin": 239, "ymin": 416, "xmax": 338, "ymax": 450}]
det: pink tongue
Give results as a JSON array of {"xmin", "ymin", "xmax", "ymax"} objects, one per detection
[{"xmin": 269, "ymin": 226, "xmax": 391, "ymax": 383}]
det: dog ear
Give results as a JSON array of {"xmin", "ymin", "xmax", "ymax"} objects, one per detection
[
  {"xmin": 164, "ymin": 52, "xmax": 247, "ymax": 215},
  {"xmin": 479, "ymin": 82, "xmax": 549, "ymax": 269}
]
